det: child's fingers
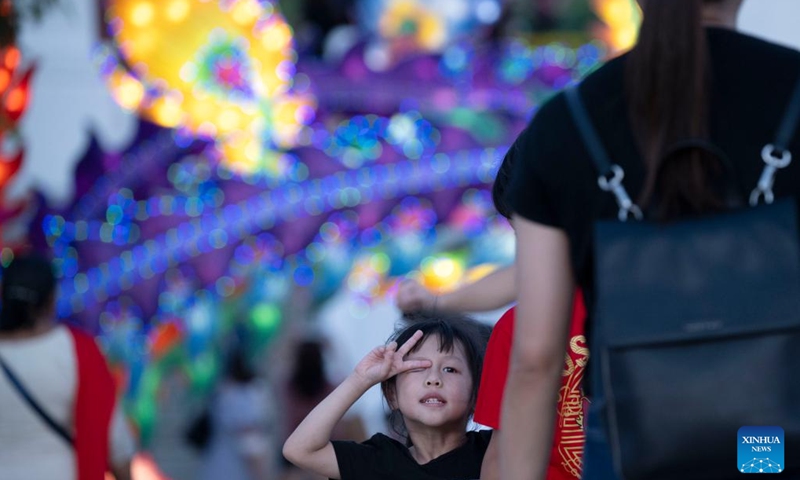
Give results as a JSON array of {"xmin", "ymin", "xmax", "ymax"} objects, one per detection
[
  {"xmin": 381, "ymin": 346, "xmax": 399, "ymax": 377},
  {"xmin": 396, "ymin": 330, "xmax": 424, "ymax": 356},
  {"xmin": 398, "ymin": 359, "xmax": 431, "ymax": 373},
  {"xmin": 369, "ymin": 345, "xmax": 387, "ymax": 358}
]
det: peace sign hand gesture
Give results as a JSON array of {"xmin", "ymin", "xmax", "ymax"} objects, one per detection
[{"xmin": 353, "ymin": 330, "xmax": 431, "ymax": 386}]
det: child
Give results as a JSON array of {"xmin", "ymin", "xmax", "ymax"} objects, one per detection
[
  {"xmin": 396, "ymin": 143, "xmax": 588, "ymax": 480},
  {"xmin": 282, "ymin": 313, "xmax": 492, "ymax": 480}
]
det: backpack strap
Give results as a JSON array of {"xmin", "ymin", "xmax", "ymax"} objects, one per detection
[
  {"xmin": 0, "ymin": 354, "xmax": 74, "ymax": 447},
  {"xmin": 750, "ymin": 75, "xmax": 800, "ymax": 205},
  {"xmin": 565, "ymin": 86, "xmax": 643, "ymax": 222},
  {"xmin": 567, "ymin": 73, "xmax": 800, "ymax": 212}
]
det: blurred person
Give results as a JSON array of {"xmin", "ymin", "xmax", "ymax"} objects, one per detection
[
  {"xmin": 201, "ymin": 347, "xmax": 275, "ymax": 480},
  {"xmin": 280, "ymin": 339, "xmax": 336, "ymax": 480},
  {"xmin": 501, "ymin": 0, "xmax": 800, "ymax": 478},
  {"xmin": 280, "ymin": 339, "xmax": 364, "ymax": 480},
  {"xmin": 283, "ymin": 313, "xmax": 492, "ymax": 480},
  {"xmin": 0, "ymin": 254, "xmax": 136, "ymax": 480}
]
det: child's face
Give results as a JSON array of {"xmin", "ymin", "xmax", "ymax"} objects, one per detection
[{"xmin": 392, "ymin": 334, "xmax": 474, "ymax": 431}]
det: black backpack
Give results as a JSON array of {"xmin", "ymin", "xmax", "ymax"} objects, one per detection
[{"xmin": 566, "ymin": 77, "xmax": 800, "ymax": 479}]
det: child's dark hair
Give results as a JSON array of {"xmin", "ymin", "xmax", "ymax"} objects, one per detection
[
  {"xmin": 492, "ymin": 141, "xmax": 517, "ymax": 220},
  {"xmin": 0, "ymin": 254, "xmax": 56, "ymax": 332},
  {"xmin": 381, "ymin": 312, "xmax": 491, "ymax": 443}
]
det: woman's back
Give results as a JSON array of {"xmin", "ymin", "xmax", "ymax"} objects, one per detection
[
  {"xmin": 508, "ymin": 27, "xmax": 800, "ymax": 306},
  {"xmin": 0, "ymin": 325, "xmax": 77, "ymax": 480},
  {"xmin": 500, "ymin": 3, "xmax": 800, "ymax": 479}
]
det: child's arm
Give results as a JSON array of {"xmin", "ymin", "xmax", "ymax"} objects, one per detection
[
  {"xmin": 282, "ymin": 375, "xmax": 373, "ymax": 479},
  {"xmin": 283, "ymin": 330, "xmax": 431, "ymax": 480}
]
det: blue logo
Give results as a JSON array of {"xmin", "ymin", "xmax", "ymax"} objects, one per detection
[{"xmin": 738, "ymin": 426, "xmax": 784, "ymax": 474}]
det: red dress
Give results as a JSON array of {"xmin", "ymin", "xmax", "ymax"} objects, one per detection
[{"xmin": 473, "ymin": 291, "xmax": 588, "ymax": 479}]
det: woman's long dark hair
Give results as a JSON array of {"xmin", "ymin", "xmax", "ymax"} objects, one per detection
[
  {"xmin": 492, "ymin": 141, "xmax": 517, "ymax": 220},
  {"xmin": 627, "ymin": 0, "xmax": 727, "ymax": 219},
  {"xmin": 0, "ymin": 254, "xmax": 56, "ymax": 332}
]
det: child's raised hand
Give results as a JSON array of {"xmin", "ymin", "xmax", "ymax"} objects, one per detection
[{"xmin": 353, "ymin": 330, "xmax": 431, "ymax": 386}]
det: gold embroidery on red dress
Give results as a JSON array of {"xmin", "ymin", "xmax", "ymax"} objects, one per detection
[{"xmin": 557, "ymin": 334, "xmax": 589, "ymax": 478}]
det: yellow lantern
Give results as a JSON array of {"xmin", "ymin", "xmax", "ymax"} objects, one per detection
[{"xmin": 101, "ymin": 0, "xmax": 316, "ymax": 177}]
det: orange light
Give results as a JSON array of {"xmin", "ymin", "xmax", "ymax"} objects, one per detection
[
  {"xmin": 0, "ymin": 150, "xmax": 23, "ymax": 186},
  {"xmin": 4, "ymin": 47, "xmax": 19, "ymax": 71},
  {"xmin": 420, "ymin": 257, "xmax": 465, "ymax": 293},
  {"xmin": 150, "ymin": 322, "xmax": 183, "ymax": 360},
  {"xmin": 0, "ymin": 69, "xmax": 10, "ymax": 92},
  {"xmin": 5, "ymin": 88, "xmax": 25, "ymax": 114}
]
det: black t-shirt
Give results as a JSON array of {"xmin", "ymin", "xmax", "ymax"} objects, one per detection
[
  {"xmin": 506, "ymin": 27, "xmax": 800, "ymax": 322},
  {"xmin": 331, "ymin": 430, "xmax": 492, "ymax": 480}
]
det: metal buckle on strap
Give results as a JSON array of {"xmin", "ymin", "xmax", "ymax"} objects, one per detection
[
  {"xmin": 749, "ymin": 144, "xmax": 793, "ymax": 206},
  {"xmin": 598, "ymin": 165, "xmax": 643, "ymax": 222}
]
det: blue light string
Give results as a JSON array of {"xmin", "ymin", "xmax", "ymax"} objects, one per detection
[{"xmin": 56, "ymin": 146, "xmax": 504, "ymax": 313}]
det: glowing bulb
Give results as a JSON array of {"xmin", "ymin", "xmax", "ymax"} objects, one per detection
[
  {"xmin": 421, "ymin": 256, "xmax": 465, "ymax": 293},
  {"xmin": 615, "ymin": 28, "xmax": 637, "ymax": 51},
  {"xmin": 5, "ymin": 87, "xmax": 25, "ymax": 114},
  {"xmin": 4, "ymin": 47, "xmax": 19, "ymax": 70},
  {"xmin": 418, "ymin": 17, "xmax": 446, "ymax": 51},
  {"xmin": 114, "ymin": 74, "xmax": 145, "ymax": 110},
  {"xmin": 261, "ymin": 23, "xmax": 292, "ymax": 51},
  {"xmin": 165, "ymin": 0, "xmax": 190, "ymax": 23},
  {"xmin": 231, "ymin": 0, "xmax": 261, "ymax": 26},
  {"xmin": 244, "ymin": 137, "xmax": 260, "ymax": 161},
  {"xmin": 130, "ymin": 2, "xmax": 155, "ymax": 28},
  {"xmin": 217, "ymin": 109, "xmax": 242, "ymax": 133},
  {"xmin": 0, "ymin": 69, "xmax": 10, "ymax": 92},
  {"xmin": 593, "ymin": 0, "xmax": 640, "ymax": 51},
  {"xmin": 151, "ymin": 98, "xmax": 183, "ymax": 127},
  {"xmin": 433, "ymin": 258, "xmax": 456, "ymax": 277}
]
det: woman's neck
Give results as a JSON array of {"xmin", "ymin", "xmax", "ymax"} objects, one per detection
[{"xmin": 406, "ymin": 424, "xmax": 468, "ymax": 465}]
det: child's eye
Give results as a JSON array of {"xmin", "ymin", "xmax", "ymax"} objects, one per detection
[
  {"xmin": 443, "ymin": 367, "xmax": 458, "ymax": 373},
  {"xmin": 409, "ymin": 367, "xmax": 427, "ymax": 373}
]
